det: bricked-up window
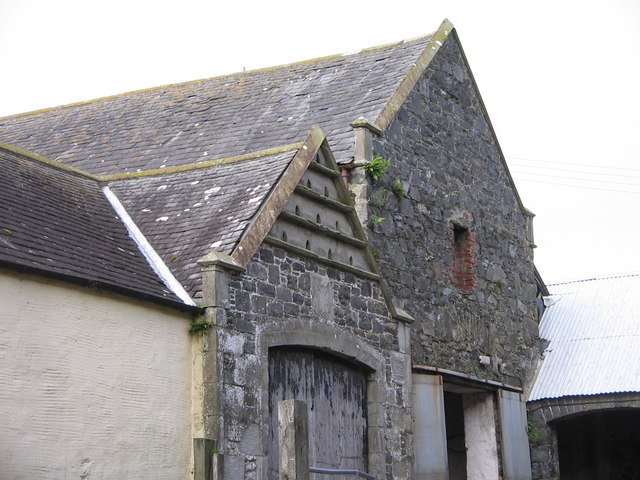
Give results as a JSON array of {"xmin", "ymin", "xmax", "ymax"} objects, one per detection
[{"xmin": 451, "ymin": 223, "xmax": 476, "ymax": 290}]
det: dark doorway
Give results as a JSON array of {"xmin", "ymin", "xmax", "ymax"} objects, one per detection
[
  {"xmin": 444, "ymin": 392, "xmax": 467, "ymax": 480},
  {"xmin": 556, "ymin": 409, "xmax": 640, "ymax": 480},
  {"xmin": 267, "ymin": 347, "xmax": 369, "ymax": 480}
]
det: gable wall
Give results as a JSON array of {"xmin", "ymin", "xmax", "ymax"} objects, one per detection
[
  {"xmin": 0, "ymin": 269, "xmax": 194, "ymax": 480},
  {"xmin": 210, "ymin": 244, "xmax": 413, "ymax": 480},
  {"xmin": 368, "ymin": 35, "xmax": 539, "ymax": 386}
]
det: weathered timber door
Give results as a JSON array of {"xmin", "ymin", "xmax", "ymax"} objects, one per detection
[{"xmin": 268, "ymin": 347, "xmax": 369, "ymax": 480}]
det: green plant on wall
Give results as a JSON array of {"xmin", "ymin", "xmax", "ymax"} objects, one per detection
[
  {"xmin": 190, "ymin": 315, "xmax": 213, "ymax": 334},
  {"xmin": 371, "ymin": 215, "xmax": 386, "ymax": 225},
  {"xmin": 527, "ymin": 421, "xmax": 543, "ymax": 445},
  {"xmin": 369, "ymin": 188, "xmax": 388, "ymax": 207},
  {"xmin": 363, "ymin": 154, "xmax": 391, "ymax": 181},
  {"xmin": 392, "ymin": 178, "xmax": 406, "ymax": 198}
]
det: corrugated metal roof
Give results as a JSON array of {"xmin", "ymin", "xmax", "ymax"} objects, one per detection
[{"xmin": 528, "ymin": 274, "xmax": 640, "ymax": 401}]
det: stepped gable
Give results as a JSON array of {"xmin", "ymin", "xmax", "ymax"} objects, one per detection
[
  {"xmin": 107, "ymin": 146, "xmax": 299, "ymax": 299},
  {"xmin": 0, "ymin": 37, "xmax": 431, "ymax": 175},
  {"xmin": 0, "ymin": 144, "xmax": 182, "ymax": 305}
]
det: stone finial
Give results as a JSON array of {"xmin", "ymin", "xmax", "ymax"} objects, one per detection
[
  {"xmin": 350, "ymin": 116, "xmax": 382, "ymax": 136},
  {"xmin": 197, "ymin": 251, "xmax": 243, "ymax": 272},
  {"xmin": 197, "ymin": 251, "xmax": 243, "ymax": 308}
]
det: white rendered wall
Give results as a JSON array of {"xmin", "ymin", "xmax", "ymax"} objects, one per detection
[
  {"xmin": 0, "ymin": 270, "xmax": 193, "ymax": 480},
  {"xmin": 463, "ymin": 392, "xmax": 500, "ymax": 480}
]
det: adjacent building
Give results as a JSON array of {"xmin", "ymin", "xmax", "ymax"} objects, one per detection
[{"xmin": 528, "ymin": 274, "xmax": 640, "ymax": 480}]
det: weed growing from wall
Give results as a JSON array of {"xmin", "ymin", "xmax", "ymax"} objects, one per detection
[{"xmin": 364, "ymin": 154, "xmax": 391, "ymax": 181}]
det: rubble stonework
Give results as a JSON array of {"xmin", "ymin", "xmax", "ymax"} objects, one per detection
[
  {"xmin": 367, "ymin": 36, "xmax": 539, "ymax": 385},
  {"xmin": 212, "ymin": 245, "xmax": 413, "ymax": 480}
]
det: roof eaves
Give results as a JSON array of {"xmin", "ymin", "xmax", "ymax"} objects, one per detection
[
  {"xmin": 0, "ymin": 261, "xmax": 201, "ymax": 313},
  {"xmin": 535, "ymin": 267, "xmax": 550, "ymax": 297}
]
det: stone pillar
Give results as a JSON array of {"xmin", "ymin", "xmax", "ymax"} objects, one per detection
[
  {"xmin": 194, "ymin": 252, "xmax": 244, "ymax": 475},
  {"xmin": 278, "ymin": 400, "xmax": 309, "ymax": 480},
  {"xmin": 349, "ymin": 116, "xmax": 381, "ymax": 228}
]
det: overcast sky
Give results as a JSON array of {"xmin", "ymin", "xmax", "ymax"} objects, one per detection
[{"xmin": 1, "ymin": 0, "xmax": 638, "ymax": 284}]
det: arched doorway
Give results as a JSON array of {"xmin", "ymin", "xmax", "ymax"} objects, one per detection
[
  {"xmin": 556, "ymin": 409, "xmax": 640, "ymax": 479},
  {"xmin": 267, "ymin": 346, "xmax": 370, "ymax": 480}
]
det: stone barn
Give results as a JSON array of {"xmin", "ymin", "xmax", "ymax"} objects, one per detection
[{"xmin": 0, "ymin": 19, "xmax": 541, "ymax": 480}]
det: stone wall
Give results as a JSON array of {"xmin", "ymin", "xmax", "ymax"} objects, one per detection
[
  {"xmin": 366, "ymin": 35, "xmax": 539, "ymax": 386},
  {"xmin": 209, "ymin": 244, "xmax": 413, "ymax": 480}
]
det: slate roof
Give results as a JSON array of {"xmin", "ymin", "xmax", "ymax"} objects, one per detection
[
  {"xmin": 528, "ymin": 274, "xmax": 640, "ymax": 401},
  {"xmin": 108, "ymin": 147, "xmax": 298, "ymax": 299},
  {"xmin": 0, "ymin": 145, "xmax": 183, "ymax": 305},
  {"xmin": 0, "ymin": 23, "xmax": 454, "ymax": 306},
  {"xmin": 0, "ymin": 36, "xmax": 432, "ymax": 175}
]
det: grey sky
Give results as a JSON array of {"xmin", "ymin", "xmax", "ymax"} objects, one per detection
[{"xmin": 1, "ymin": 0, "xmax": 638, "ymax": 283}]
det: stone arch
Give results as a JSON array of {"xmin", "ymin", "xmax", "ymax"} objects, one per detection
[
  {"xmin": 528, "ymin": 393, "xmax": 640, "ymax": 479},
  {"xmin": 257, "ymin": 319, "xmax": 386, "ymax": 478},
  {"xmin": 531, "ymin": 393, "xmax": 640, "ymax": 425}
]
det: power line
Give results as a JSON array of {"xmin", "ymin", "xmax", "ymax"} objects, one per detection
[
  {"xmin": 509, "ymin": 163, "xmax": 640, "ymax": 180},
  {"xmin": 510, "ymin": 170, "xmax": 640, "ymax": 188},
  {"xmin": 513, "ymin": 177, "xmax": 640, "ymax": 194},
  {"xmin": 506, "ymin": 155, "xmax": 640, "ymax": 173}
]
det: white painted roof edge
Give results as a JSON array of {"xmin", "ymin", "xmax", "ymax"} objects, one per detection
[{"xmin": 102, "ymin": 186, "xmax": 196, "ymax": 306}]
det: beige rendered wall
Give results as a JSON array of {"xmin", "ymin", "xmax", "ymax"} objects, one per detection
[{"xmin": 0, "ymin": 270, "xmax": 194, "ymax": 480}]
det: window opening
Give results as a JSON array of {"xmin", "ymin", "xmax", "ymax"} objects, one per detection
[{"xmin": 451, "ymin": 223, "xmax": 476, "ymax": 290}]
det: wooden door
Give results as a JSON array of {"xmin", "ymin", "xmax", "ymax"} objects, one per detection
[{"xmin": 268, "ymin": 347, "xmax": 369, "ymax": 480}]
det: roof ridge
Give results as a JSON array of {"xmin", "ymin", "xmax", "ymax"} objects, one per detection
[
  {"xmin": 549, "ymin": 272, "xmax": 640, "ymax": 287},
  {"xmin": 559, "ymin": 333, "xmax": 640, "ymax": 342},
  {"xmin": 0, "ymin": 142, "xmax": 100, "ymax": 181},
  {"xmin": 102, "ymin": 142, "xmax": 304, "ymax": 181},
  {"xmin": 0, "ymin": 34, "xmax": 436, "ymax": 122}
]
